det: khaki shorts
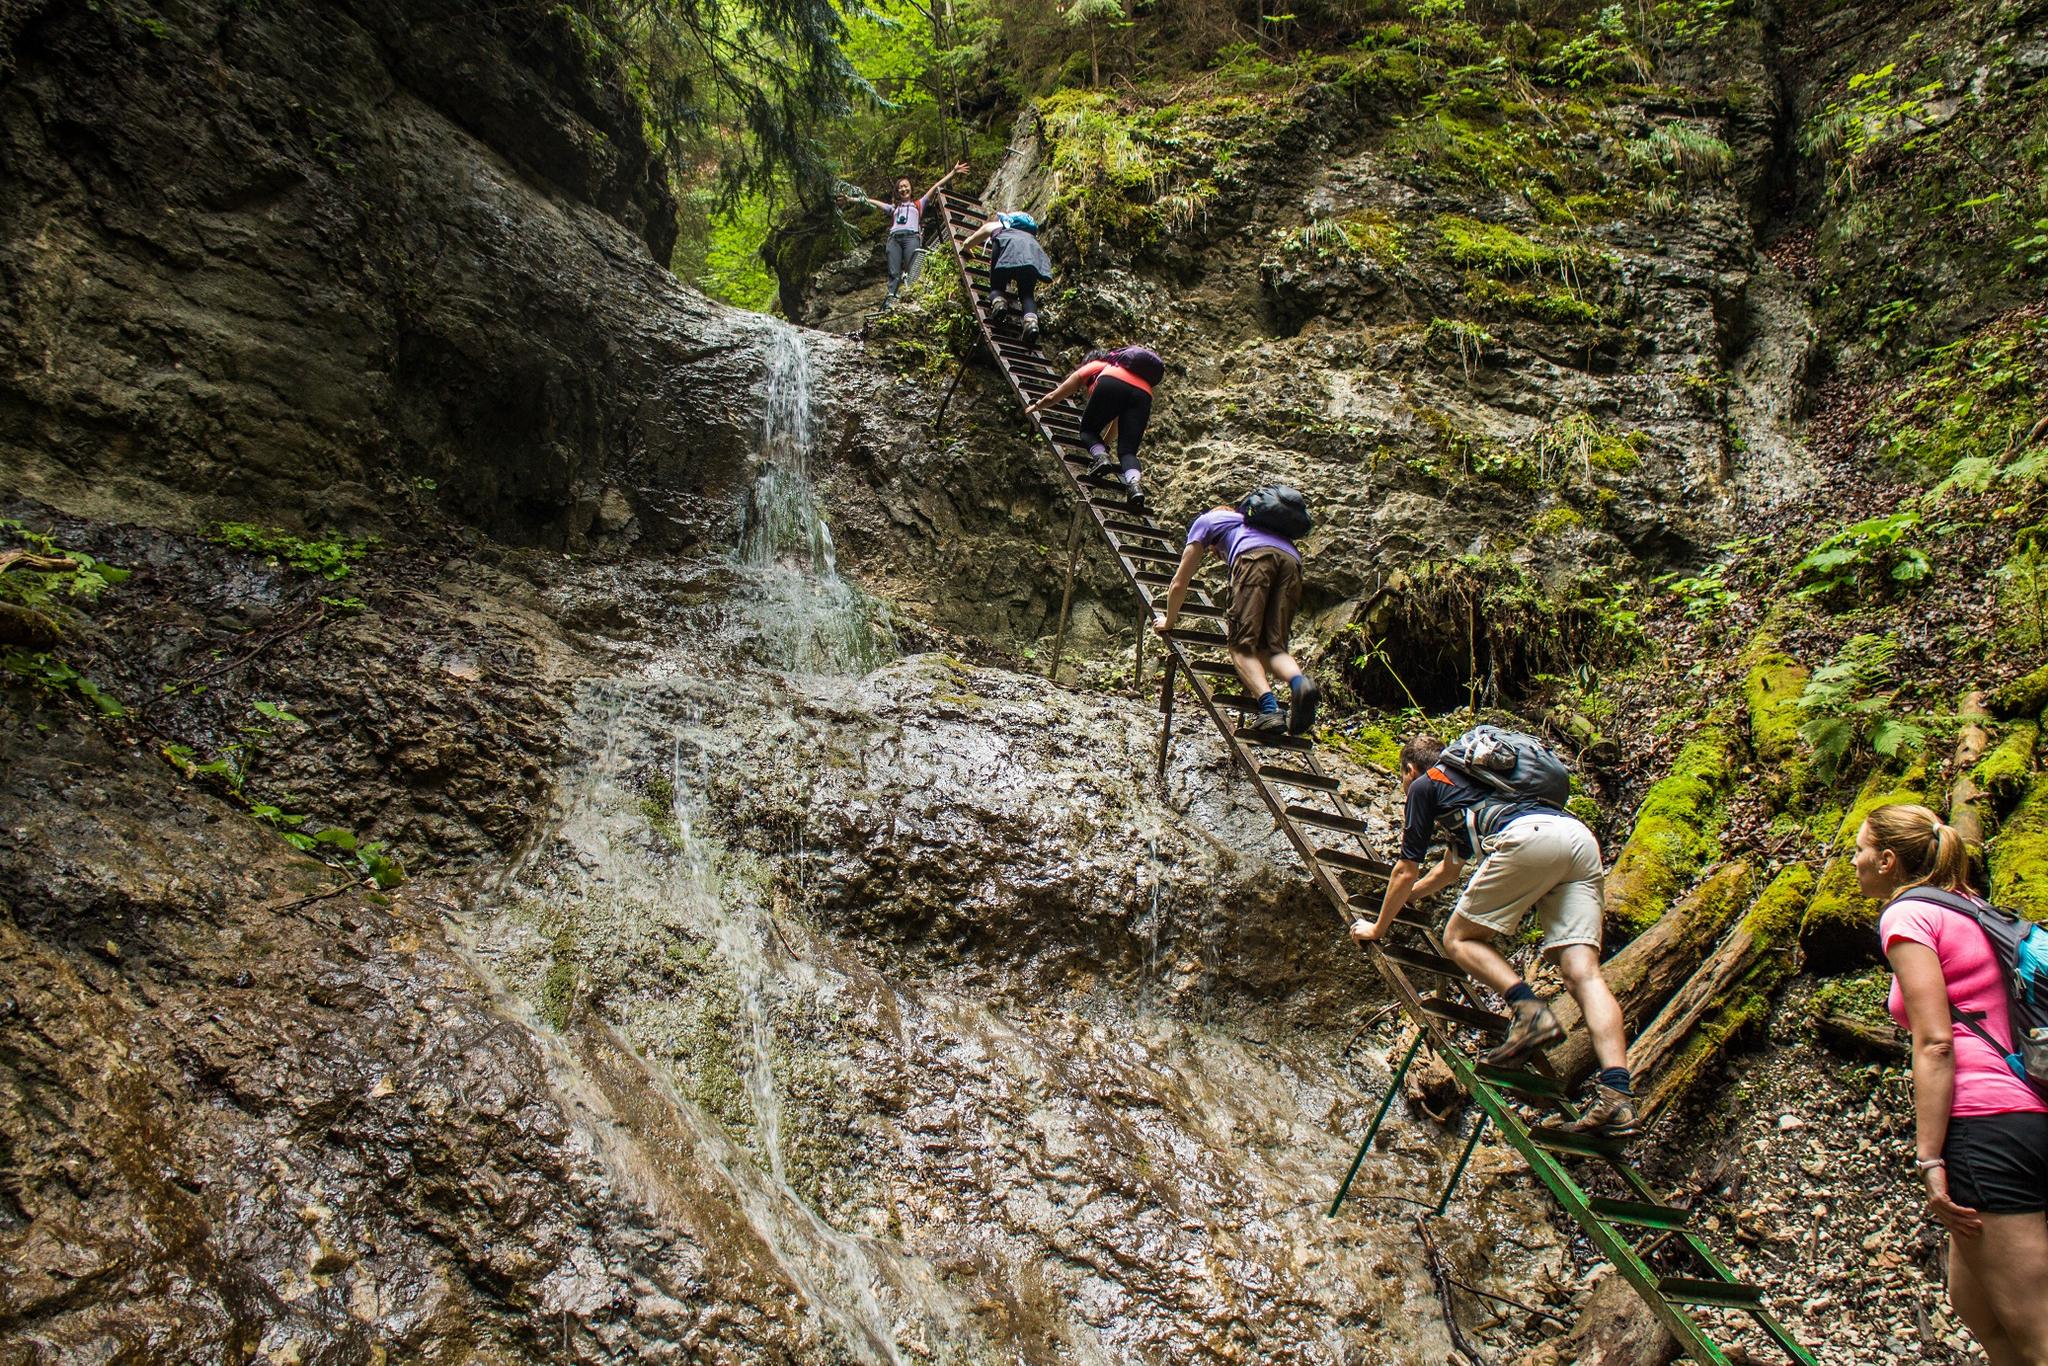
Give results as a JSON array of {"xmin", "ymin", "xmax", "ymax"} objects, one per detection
[
  {"xmin": 1227, "ymin": 548, "xmax": 1303, "ymax": 658},
  {"xmin": 1451, "ymin": 813, "xmax": 1604, "ymax": 953}
]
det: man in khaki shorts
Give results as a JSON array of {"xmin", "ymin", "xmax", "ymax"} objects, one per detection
[{"xmin": 1351, "ymin": 735, "xmax": 1637, "ymax": 1137}]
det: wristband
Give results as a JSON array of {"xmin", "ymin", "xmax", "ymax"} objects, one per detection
[{"xmin": 1915, "ymin": 1157, "xmax": 1945, "ymax": 1171}]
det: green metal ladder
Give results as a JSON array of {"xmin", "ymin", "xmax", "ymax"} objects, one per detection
[{"xmin": 934, "ymin": 191, "xmax": 1818, "ymax": 1366}]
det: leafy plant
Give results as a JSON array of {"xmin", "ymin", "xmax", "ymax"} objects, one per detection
[
  {"xmin": 3, "ymin": 652, "xmax": 125, "ymax": 716},
  {"xmin": 1795, "ymin": 633, "xmax": 1927, "ymax": 778},
  {"xmin": 1793, "ymin": 511, "xmax": 1931, "ymax": 602},
  {"xmin": 1653, "ymin": 563, "xmax": 1734, "ymax": 621},
  {"xmin": 210, "ymin": 523, "xmax": 372, "ymax": 580}
]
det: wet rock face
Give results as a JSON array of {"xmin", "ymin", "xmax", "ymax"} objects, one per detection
[{"xmin": 0, "ymin": 0, "xmax": 756, "ymax": 551}]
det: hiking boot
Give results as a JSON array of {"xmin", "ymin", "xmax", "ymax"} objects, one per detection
[
  {"xmin": 1483, "ymin": 997, "xmax": 1565, "ymax": 1067},
  {"xmin": 1287, "ymin": 677, "xmax": 1320, "ymax": 735},
  {"xmin": 1564, "ymin": 1082, "xmax": 1641, "ymax": 1140},
  {"xmin": 1086, "ymin": 454, "xmax": 1118, "ymax": 483},
  {"xmin": 1241, "ymin": 711, "xmax": 1289, "ymax": 738},
  {"xmin": 1021, "ymin": 312, "xmax": 1040, "ymax": 339},
  {"xmin": 1124, "ymin": 486, "xmax": 1147, "ymax": 514},
  {"xmin": 986, "ymin": 293, "xmax": 1006, "ymax": 316}
]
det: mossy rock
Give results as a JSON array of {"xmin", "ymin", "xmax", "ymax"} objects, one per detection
[
  {"xmin": 1988, "ymin": 663, "xmax": 2048, "ymax": 718},
  {"xmin": 1988, "ymin": 771, "xmax": 2048, "ymax": 922},
  {"xmin": 1603, "ymin": 722, "xmax": 1734, "ymax": 935},
  {"xmin": 1742, "ymin": 652, "xmax": 1807, "ymax": 768},
  {"xmin": 1322, "ymin": 718, "xmax": 1403, "ymax": 771},
  {"xmin": 1797, "ymin": 767, "xmax": 1928, "ymax": 970},
  {"xmin": 1972, "ymin": 720, "xmax": 2038, "ymax": 805},
  {"xmin": 1742, "ymin": 863, "xmax": 1817, "ymax": 952}
]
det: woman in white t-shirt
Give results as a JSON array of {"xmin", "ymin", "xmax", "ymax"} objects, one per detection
[
  {"xmin": 1856, "ymin": 802, "xmax": 2048, "ymax": 1365},
  {"xmin": 843, "ymin": 162, "xmax": 969, "ymax": 305}
]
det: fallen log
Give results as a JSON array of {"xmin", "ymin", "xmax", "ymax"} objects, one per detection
[
  {"xmin": 1546, "ymin": 862, "xmax": 1754, "ymax": 1086},
  {"xmin": 1947, "ymin": 691, "xmax": 1992, "ymax": 849},
  {"xmin": 1628, "ymin": 864, "xmax": 1814, "ymax": 1120}
]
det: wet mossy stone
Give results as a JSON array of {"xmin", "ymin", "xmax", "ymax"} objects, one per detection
[
  {"xmin": 1603, "ymin": 720, "xmax": 1734, "ymax": 936},
  {"xmin": 1973, "ymin": 720, "xmax": 2039, "ymax": 805},
  {"xmin": 1988, "ymin": 771, "xmax": 2048, "ymax": 922},
  {"xmin": 1798, "ymin": 766, "xmax": 1929, "ymax": 971}
]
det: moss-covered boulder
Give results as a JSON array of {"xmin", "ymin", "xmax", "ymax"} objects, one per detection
[
  {"xmin": 1972, "ymin": 720, "xmax": 2038, "ymax": 806},
  {"xmin": 1798, "ymin": 767, "xmax": 1929, "ymax": 969},
  {"xmin": 1988, "ymin": 772, "xmax": 2048, "ymax": 922},
  {"xmin": 1603, "ymin": 721, "xmax": 1734, "ymax": 936}
]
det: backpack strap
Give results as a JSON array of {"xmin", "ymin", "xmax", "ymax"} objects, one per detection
[{"xmin": 1885, "ymin": 887, "xmax": 1986, "ymax": 917}]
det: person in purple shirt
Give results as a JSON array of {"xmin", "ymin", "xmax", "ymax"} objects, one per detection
[
  {"xmin": 843, "ymin": 162, "xmax": 969, "ymax": 306},
  {"xmin": 1151, "ymin": 504, "xmax": 1318, "ymax": 737}
]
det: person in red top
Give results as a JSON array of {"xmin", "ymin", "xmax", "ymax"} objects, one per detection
[
  {"xmin": 1857, "ymin": 802, "xmax": 2048, "ymax": 1365},
  {"xmin": 1025, "ymin": 346, "xmax": 1164, "ymax": 512}
]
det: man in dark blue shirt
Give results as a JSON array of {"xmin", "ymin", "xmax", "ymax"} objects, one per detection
[{"xmin": 1350, "ymin": 734, "xmax": 1638, "ymax": 1138}]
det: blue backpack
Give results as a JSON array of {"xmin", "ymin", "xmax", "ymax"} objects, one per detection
[{"xmin": 1898, "ymin": 888, "xmax": 2048, "ymax": 1098}]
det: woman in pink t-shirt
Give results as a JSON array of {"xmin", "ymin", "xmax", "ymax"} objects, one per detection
[{"xmin": 1857, "ymin": 802, "xmax": 2048, "ymax": 1365}]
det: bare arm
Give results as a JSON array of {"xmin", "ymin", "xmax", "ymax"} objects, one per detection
[
  {"xmin": 922, "ymin": 161, "xmax": 970, "ymax": 203},
  {"xmin": 1354, "ymin": 854, "xmax": 1463, "ymax": 941},
  {"xmin": 1024, "ymin": 366, "xmax": 1091, "ymax": 415},
  {"xmin": 1151, "ymin": 543, "xmax": 1207, "ymax": 633},
  {"xmin": 962, "ymin": 219, "xmax": 999, "ymax": 251},
  {"xmin": 1890, "ymin": 939, "xmax": 1981, "ymax": 1236}
]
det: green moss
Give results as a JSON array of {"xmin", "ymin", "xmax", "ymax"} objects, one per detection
[
  {"xmin": 1974, "ymin": 721, "xmax": 2038, "ymax": 802},
  {"xmin": 1742, "ymin": 864, "xmax": 1816, "ymax": 950},
  {"xmin": 539, "ymin": 931, "xmax": 577, "ymax": 1031},
  {"xmin": 1989, "ymin": 662, "xmax": 2048, "ymax": 718},
  {"xmin": 1988, "ymin": 772, "xmax": 2048, "ymax": 922},
  {"xmin": 1465, "ymin": 275, "xmax": 1604, "ymax": 325},
  {"xmin": 1865, "ymin": 313, "xmax": 2048, "ymax": 484},
  {"xmin": 1798, "ymin": 767, "xmax": 1928, "ymax": 967},
  {"xmin": 1322, "ymin": 718, "xmax": 1404, "ymax": 771},
  {"xmin": 1435, "ymin": 215, "xmax": 1571, "ymax": 277},
  {"xmin": 1604, "ymin": 722, "xmax": 1734, "ymax": 934},
  {"xmin": 1566, "ymin": 793, "xmax": 1600, "ymax": 825},
  {"xmin": 1810, "ymin": 967, "xmax": 1893, "ymax": 1026},
  {"xmin": 1743, "ymin": 652, "xmax": 1808, "ymax": 766},
  {"xmin": 1527, "ymin": 506, "xmax": 1582, "ymax": 537},
  {"xmin": 1585, "ymin": 430, "xmax": 1645, "ymax": 471}
]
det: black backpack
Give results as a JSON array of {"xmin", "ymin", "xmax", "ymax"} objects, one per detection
[
  {"xmin": 1890, "ymin": 888, "xmax": 2048, "ymax": 1098},
  {"xmin": 1438, "ymin": 725, "xmax": 1572, "ymax": 841},
  {"xmin": 1238, "ymin": 485, "xmax": 1312, "ymax": 539}
]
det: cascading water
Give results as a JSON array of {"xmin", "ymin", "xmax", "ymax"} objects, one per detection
[{"xmin": 736, "ymin": 326, "xmax": 894, "ymax": 675}]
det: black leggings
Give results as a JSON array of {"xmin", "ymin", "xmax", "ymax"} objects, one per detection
[
  {"xmin": 987, "ymin": 264, "xmax": 1040, "ymax": 314},
  {"xmin": 1079, "ymin": 375, "xmax": 1152, "ymax": 472}
]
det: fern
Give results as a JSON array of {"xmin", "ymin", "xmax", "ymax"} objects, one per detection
[{"xmin": 1794, "ymin": 634, "xmax": 1927, "ymax": 780}]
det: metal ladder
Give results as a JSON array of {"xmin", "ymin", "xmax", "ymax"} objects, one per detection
[{"xmin": 934, "ymin": 190, "xmax": 1819, "ymax": 1366}]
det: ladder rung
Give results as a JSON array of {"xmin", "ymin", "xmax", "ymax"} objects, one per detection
[
  {"xmin": 1161, "ymin": 625, "xmax": 1227, "ymax": 645},
  {"xmin": 1589, "ymin": 1196, "xmax": 1693, "ymax": 1232},
  {"xmin": 1162, "ymin": 601, "xmax": 1224, "ymax": 619},
  {"xmin": 1102, "ymin": 518, "xmax": 1175, "ymax": 542},
  {"xmin": 1381, "ymin": 944, "xmax": 1466, "ymax": 980},
  {"xmin": 1284, "ymin": 805, "xmax": 1369, "ymax": 835},
  {"xmin": 1119, "ymin": 544, "xmax": 1182, "ymax": 566},
  {"xmin": 1258, "ymin": 764, "xmax": 1339, "ymax": 792},
  {"xmin": 1474, "ymin": 1063, "xmax": 1567, "ymax": 1100},
  {"xmin": 1238, "ymin": 727, "xmax": 1312, "ymax": 750},
  {"xmin": 1185, "ymin": 659, "xmax": 1238, "ymax": 678},
  {"xmin": 1527, "ymin": 1124, "xmax": 1629, "ymax": 1159},
  {"xmin": 1418, "ymin": 995, "xmax": 1508, "ymax": 1035},
  {"xmin": 1655, "ymin": 1276, "xmax": 1763, "ymax": 1310},
  {"xmin": 1317, "ymin": 846, "xmax": 1390, "ymax": 876}
]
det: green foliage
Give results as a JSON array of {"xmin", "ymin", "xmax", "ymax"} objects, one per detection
[
  {"xmin": 1810, "ymin": 967, "xmax": 1893, "ymax": 1024},
  {"xmin": 2, "ymin": 652, "xmax": 125, "ymax": 716},
  {"xmin": 1653, "ymin": 563, "xmax": 1734, "ymax": 621},
  {"xmin": 1883, "ymin": 315, "xmax": 2048, "ymax": 487},
  {"xmin": 1798, "ymin": 62, "xmax": 1945, "ymax": 194},
  {"xmin": 1625, "ymin": 122, "xmax": 1733, "ymax": 185},
  {"xmin": 210, "ymin": 523, "xmax": 372, "ymax": 580},
  {"xmin": 1795, "ymin": 634, "xmax": 1927, "ymax": 779},
  {"xmin": 1539, "ymin": 5, "xmax": 1643, "ymax": 88},
  {"xmin": 1793, "ymin": 511, "xmax": 1930, "ymax": 602}
]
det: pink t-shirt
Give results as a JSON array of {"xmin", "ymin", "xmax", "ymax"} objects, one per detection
[{"xmin": 1882, "ymin": 894, "xmax": 2048, "ymax": 1116}]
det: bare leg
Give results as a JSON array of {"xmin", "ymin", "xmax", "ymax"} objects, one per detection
[
  {"xmin": 1960, "ymin": 1212, "xmax": 2048, "ymax": 1365},
  {"xmin": 1552, "ymin": 944, "xmax": 1628, "ymax": 1072},
  {"xmin": 1230, "ymin": 649, "xmax": 1271, "ymax": 700},
  {"xmin": 1951, "ymin": 1238, "xmax": 2023, "ymax": 1366},
  {"xmin": 1443, "ymin": 914, "xmax": 1521, "ymax": 995},
  {"xmin": 1264, "ymin": 651, "xmax": 1301, "ymax": 685}
]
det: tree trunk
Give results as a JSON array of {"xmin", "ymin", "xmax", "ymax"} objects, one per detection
[
  {"xmin": 1948, "ymin": 691, "xmax": 1992, "ymax": 848},
  {"xmin": 1089, "ymin": 25, "xmax": 1099, "ymax": 86},
  {"xmin": 1546, "ymin": 862, "xmax": 1754, "ymax": 1086},
  {"xmin": 1548, "ymin": 707, "xmax": 1621, "ymax": 768}
]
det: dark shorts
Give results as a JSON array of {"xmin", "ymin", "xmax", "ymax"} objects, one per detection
[
  {"xmin": 1226, "ymin": 548, "xmax": 1302, "ymax": 659},
  {"xmin": 1945, "ymin": 1110, "xmax": 2048, "ymax": 1213}
]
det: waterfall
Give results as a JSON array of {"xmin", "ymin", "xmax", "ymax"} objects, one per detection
[{"xmin": 736, "ymin": 326, "xmax": 894, "ymax": 675}]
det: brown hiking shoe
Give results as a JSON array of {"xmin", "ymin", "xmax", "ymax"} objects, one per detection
[
  {"xmin": 1564, "ymin": 1082, "xmax": 1641, "ymax": 1140},
  {"xmin": 1483, "ymin": 997, "xmax": 1564, "ymax": 1066}
]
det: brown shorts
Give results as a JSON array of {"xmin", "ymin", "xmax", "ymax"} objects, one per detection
[{"xmin": 1227, "ymin": 548, "xmax": 1303, "ymax": 658}]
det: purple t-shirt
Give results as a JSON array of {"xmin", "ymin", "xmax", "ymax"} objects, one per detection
[{"xmin": 1187, "ymin": 509, "xmax": 1299, "ymax": 566}]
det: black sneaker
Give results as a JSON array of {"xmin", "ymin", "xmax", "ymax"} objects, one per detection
[
  {"xmin": 1125, "ymin": 487, "xmax": 1147, "ymax": 514},
  {"xmin": 1021, "ymin": 312, "xmax": 1040, "ymax": 339},
  {"xmin": 1241, "ymin": 711, "xmax": 1288, "ymax": 738},
  {"xmin": 1287, "ymin": 677, "xmax": 1320, "ymax": 735},
  {"xmin": 1086, "ymin": 455, "xmax": 1118, "ymax": 482},
  {"xmin": 1483, "ymin": 997, "xmax": 1565, "ymax": 1066},
  {"xmin": 1564, "ymin": 1083, "xmax": 1641, "ymax": 1140},
  {"xmin": 986, "ymin": 294, "xmax": 1005, "ymax": 316}
]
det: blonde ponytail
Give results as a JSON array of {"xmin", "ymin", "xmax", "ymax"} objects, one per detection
[{"xmin": 1864, "ymin": 802, "xmax": 1974, "ymax": 894}]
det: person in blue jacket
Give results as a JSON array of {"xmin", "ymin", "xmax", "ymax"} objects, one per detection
[{"xmin": 962, "ymin": 210, "xmax": 1055, "ymax": 338}]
